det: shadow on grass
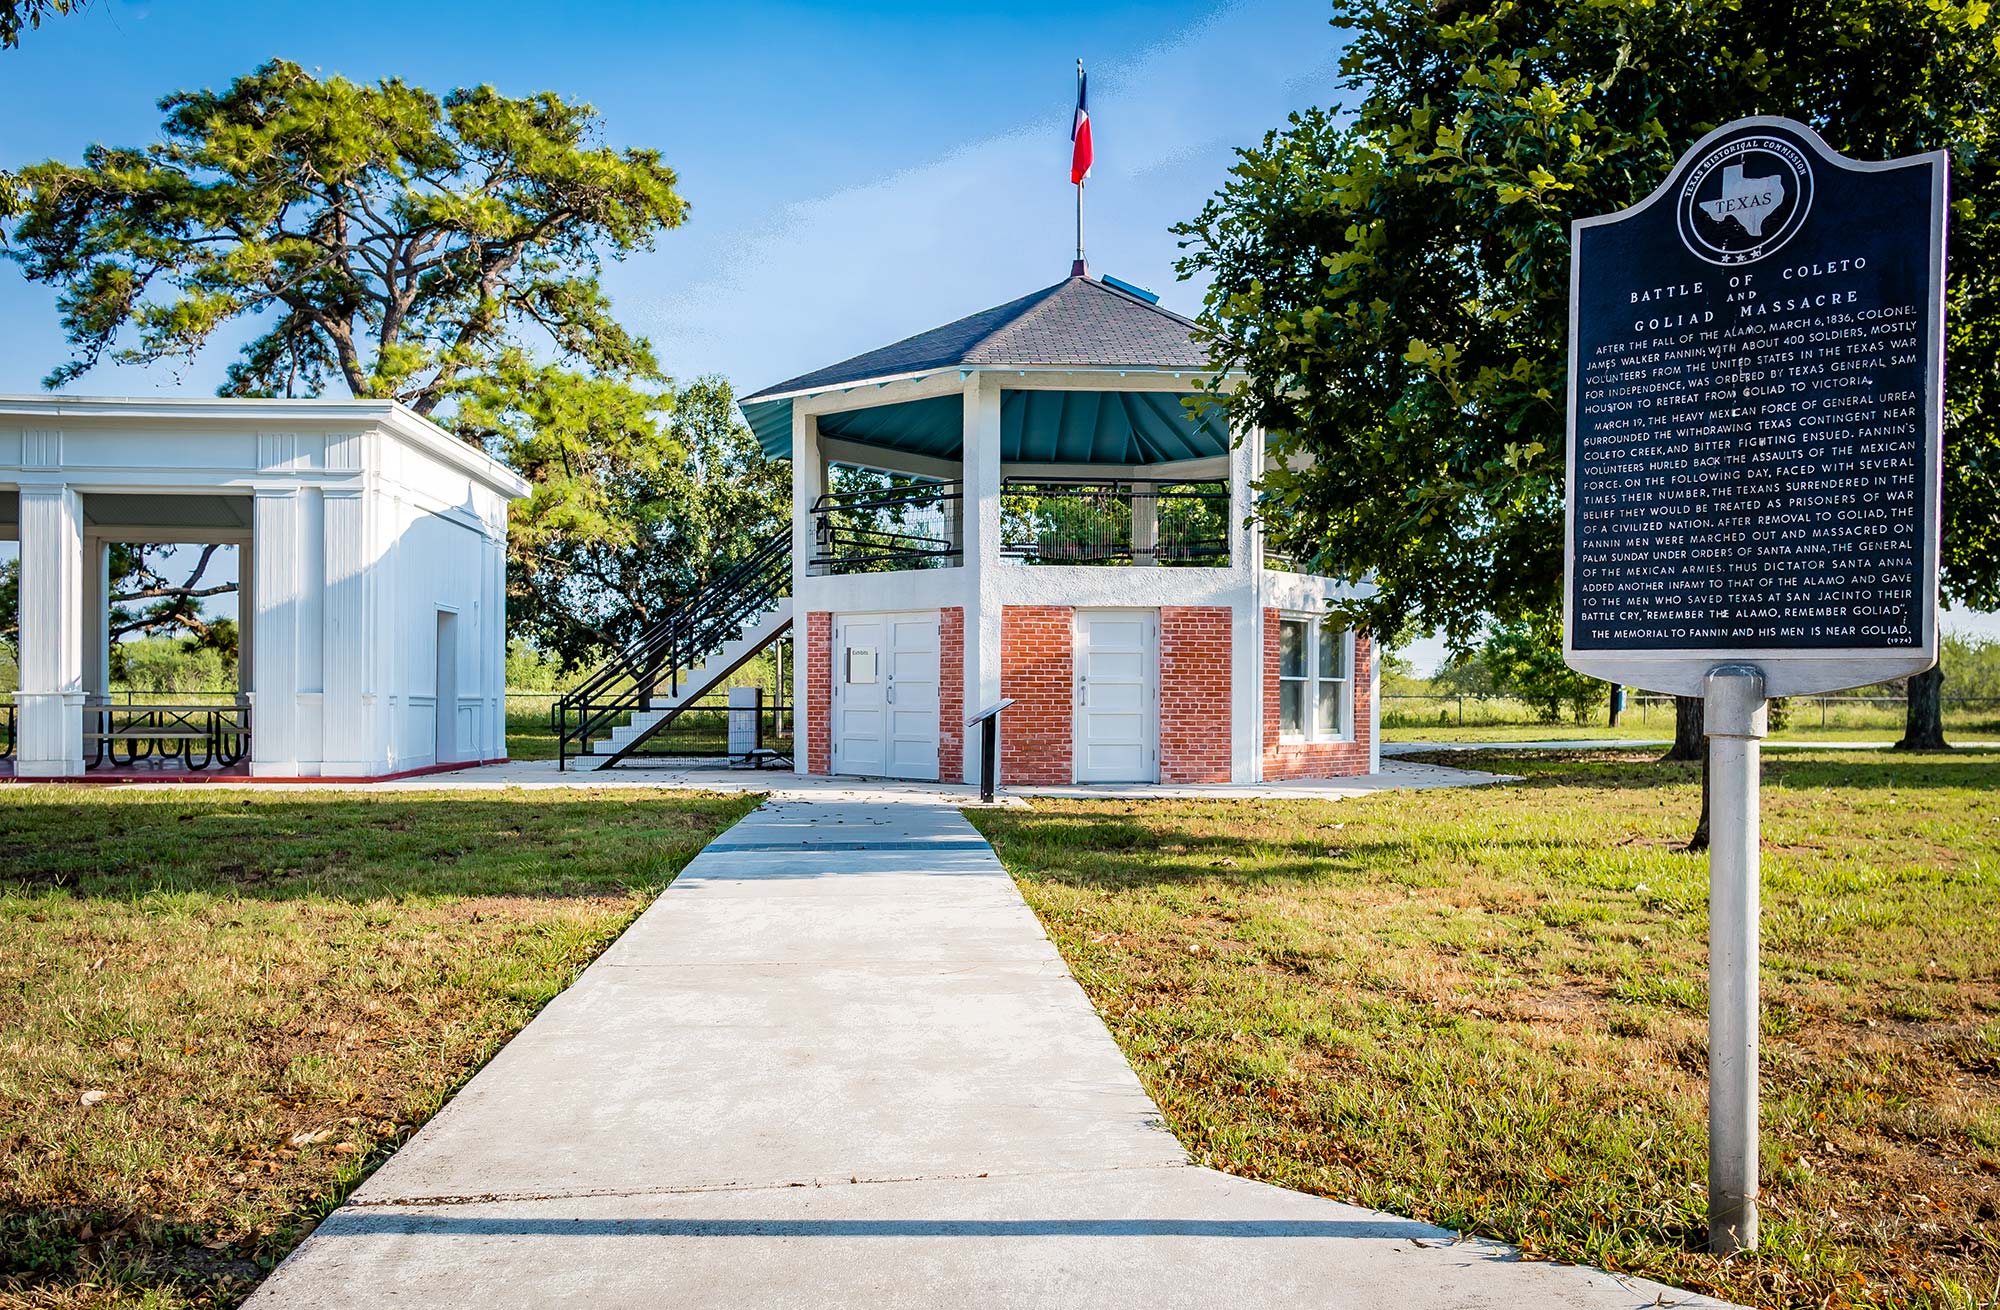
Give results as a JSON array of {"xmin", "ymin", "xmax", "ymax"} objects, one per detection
[{"xmin": 0, "ymin": 791, "xmax": 762, "ymax": 904}]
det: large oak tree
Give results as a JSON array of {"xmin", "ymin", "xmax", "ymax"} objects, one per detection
[
  {"xmin": 4, "ymin": 59, "xmax": 785, "ymax": 665},
  {"xmin": 1177, "ymin": 0, "xmax": 2000, "ymax": 748}
]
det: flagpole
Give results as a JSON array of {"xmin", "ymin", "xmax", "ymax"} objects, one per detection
[{"xmin": 1073, "ymin": 58, "xmax": 1087, "ymax": 277}]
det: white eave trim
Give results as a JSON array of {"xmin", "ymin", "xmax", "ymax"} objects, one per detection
[
  {"xmin": 0, "ymin": 394, "xmax": 533, "ymax": 500},
  {"xmin": 744, "ymin": 363, "xmax": 1246, "ymax": 408}
]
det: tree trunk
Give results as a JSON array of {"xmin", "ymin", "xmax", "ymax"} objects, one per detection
[
  {"xmin": 1687, "ymin": 752, "xmax": 1711, "ymax": 852},
  {"xmin": 1662, "ymin": 694, "xmax": 1709, "ymax": 850},
  {"xmin": 1663, "ymin": 693, "xmax": 1704, "ymax": 762},
  {"xmin": 1895, "ymin": 662, "xmax": 1948, "ymax": 751}
]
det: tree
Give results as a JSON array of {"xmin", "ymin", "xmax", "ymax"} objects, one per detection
[
  {"xmin": 0, "ymin": 0, "xmax": 82, "ymax": 48},
  {"xmin": 1176, "ymin": 0, "xmax": 2000, "ymax": 703},
  {"xmin": 499, "ymin": 374, "xmax": 788, "ymax": 664},
  {"xmin": 3, "ymin": 60, "xmax": 733, "ymax": 661},
  {"xmin": 1478, "ymin": 607, "xmax": 1603, "ymax": 723}
]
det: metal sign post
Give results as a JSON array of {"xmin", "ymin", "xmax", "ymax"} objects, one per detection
[
  {"xmin": 1703, "ymin": 664, "xmax": 1766, "ymax": 1252},
  {"xmin": 1562, "ymin": 117, "xmax": 1947, "ymax": 1254}
]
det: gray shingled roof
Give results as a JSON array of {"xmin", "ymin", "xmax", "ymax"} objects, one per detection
[{"xmin": 743, "ymin": 275, "xmax": 1210, "ymax": 400}]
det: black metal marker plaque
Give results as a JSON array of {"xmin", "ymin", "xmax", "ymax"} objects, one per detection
[{"xmin": 1564, "ymin": 117, "xmax": 1946, "ymax": 696}]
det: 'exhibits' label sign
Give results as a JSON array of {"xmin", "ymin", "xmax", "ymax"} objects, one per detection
[{"xmin": 1563, "ymin": 117, "xmax": 1947, "ymax": 697}]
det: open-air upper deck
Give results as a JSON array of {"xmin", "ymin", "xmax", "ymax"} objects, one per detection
[{"xmin": 732, "ymin": 271, "xmax": 1378, "ymax": 787}]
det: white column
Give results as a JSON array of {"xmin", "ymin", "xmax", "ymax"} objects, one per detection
[
  {"xmin": 1130, "ymin": 490, "xmax": 1158, "ymax": 566},
  {"xmin": 236, "ymin": 533, "xmax": 255, "ymax": 704},
  {"xmin": 1230, "ymin": 422, "xmax": 1266, "ymax": 782},
  {"xmin": 82, "ymin": 535, "xmax": 110, "ymax": 703},
  {"xmin": 250, "ymin": 488, "xmax": 302, "ymax": 776},
  {"xmin": 319, "ymin": 487, "xmax": 368, "ymax": 774},
  {"xmin": 962, "ymin": 372, "xmax": 1004, "ymax": 787},
  {"xmin": 487, "ymin": 533, "xmax": 507, "ymax": 761},
  {"xmin": 790, "ymin": 406, "xmax": 824, "ymax": 775},
  {"xmin": 15, "ymin": 484, "xmax": 86, "ymax": 776}
]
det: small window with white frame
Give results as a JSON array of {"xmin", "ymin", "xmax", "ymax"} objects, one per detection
[{"xmin": 1277, "ymin": 614, "xmax": 1354, "ymax": 742}]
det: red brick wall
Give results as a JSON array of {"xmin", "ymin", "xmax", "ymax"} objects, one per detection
[
  {"xmin": 938, "ymin": 607, "xmax": 964, "ymax": 784},
  {"xmin": 1261, "ymin": 608, "xmax": 1373, "ymax": 779},
  {"xmin": 1158, "ymin": 606, "xmax": 1233, "ymax": 784},
  {"xmin": 805, "ymin": 610, "xmax": 831, "ymax": 775},
  {"xmin": 999, "ymin": 606, "xmax": 1073, "ymax": 785}
]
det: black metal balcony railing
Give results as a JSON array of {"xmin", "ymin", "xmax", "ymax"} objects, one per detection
[
  {"xmin": 1000, "ymin": 478, "xmax": 1230, "ymax": 567},
  {"xmin": 810, "ymin": 480, "xmax": 964, "ymax": 574}
]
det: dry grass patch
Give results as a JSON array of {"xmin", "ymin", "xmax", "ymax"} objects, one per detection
[
  {"xmin": 0, "ymin": 786, "xmax": 758, "ymax": 1308},
  {"xmin": 969, "ymin": 750, "xmax": 2000, "ymax": 1310}
]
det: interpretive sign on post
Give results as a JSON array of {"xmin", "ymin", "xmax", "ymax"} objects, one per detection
[{"xmin": 1562, "ymin": 117, "xmax": 1947, "ymax": 1256}]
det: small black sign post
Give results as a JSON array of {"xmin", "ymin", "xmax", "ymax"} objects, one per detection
[{"xmin": 1564, "ymin": 117, "xmax": 1946, "ymax": 1255}]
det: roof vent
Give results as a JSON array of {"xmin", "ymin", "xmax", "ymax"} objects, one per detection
[{"xmin": 1101, "ymin": 275, "xmax": 1160, "ymax": 304}]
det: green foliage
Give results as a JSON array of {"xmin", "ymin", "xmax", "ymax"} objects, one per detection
[
  {"xmin": 1478, "ymin": 608, "xmax": 1604, "ymax": 722},
  {"xmin": 6, "ymin": 59, "xmax": 683, "ymax": 406},
  {"xmin": 1940, "ymin": 629, "xmax": 2000, "ymax": 698},
  {"xmin": 0, "ymin": 0, "xmax": 81, "ymax": 48},
  {"xmin": 111, "ymin": 637, "xmax": 234, "ymax": 694},
  {"xmin": 2, "ymin": 60, "xmax": 755, "ymax": 659},
  {"xmin": 504, "ymin": 640, "xmax": 570, "ymax": 692},
  {"xmin": 501, "ymin": 375, "xmax": 789, "ymax": 665},
  {"xmin": 1177, "ymin": 0, "xmax": 2000, "ymax": 651}
]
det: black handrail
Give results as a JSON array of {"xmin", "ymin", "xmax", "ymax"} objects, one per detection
[
  {"xmin": 554, "ymin": 529, "xmax": 793, "ymax": 769},
  {"xmin": 999, "ymin": 478, "xmax": 1229, "ymax": 566},
  {"xmin": 810, "ymin": 480, "xmax": 962, "ymax": 574}
]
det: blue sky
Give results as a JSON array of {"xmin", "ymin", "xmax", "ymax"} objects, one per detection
[{"xmin": 0, "ymin": 0, "xmax": 1342, "ymax": 395}]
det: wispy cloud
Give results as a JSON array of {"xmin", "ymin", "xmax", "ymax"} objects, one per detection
[{"xmin": 633, "ymin": 0, "xmax": 1342, "ymax": 392}]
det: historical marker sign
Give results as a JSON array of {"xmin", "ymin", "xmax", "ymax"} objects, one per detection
[{"xmin": 1564, "ymin": 117, "xmax": 1947, "ymax": 697}]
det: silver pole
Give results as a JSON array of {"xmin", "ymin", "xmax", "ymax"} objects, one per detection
[
  {"xmin": 1703, "ymin": 663, "xmax": 1766, "ymax": 1254},
  {"xmin": 1077, "ymin": 181, "xmax": 1085, "ymax": 266}
]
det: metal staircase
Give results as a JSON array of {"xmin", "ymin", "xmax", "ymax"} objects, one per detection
[{"xmin": 554, "ymin": 530, "xmax": 792, "ymax": 770}]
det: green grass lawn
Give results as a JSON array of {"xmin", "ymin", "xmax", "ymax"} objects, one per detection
[
  {"xmin": 970, "ymin": 749, "xmax": 2000, "ymax": 1310},
  {"xmin": 0, "ymin": 787, "xmax": 760, "ymax": 1308}
]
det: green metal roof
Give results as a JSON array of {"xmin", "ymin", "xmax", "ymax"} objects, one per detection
[{"xmin": 743, "ymin": 388, "xmax": 1229, "ymax": 466}]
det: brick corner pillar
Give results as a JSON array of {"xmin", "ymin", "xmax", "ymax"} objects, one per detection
[
  {"xmin": 938, "ymin": 606, "xmax": 965, "ymax": 783},
  {"xmin": 805, "ymin": 610, "xmax": 832, "ymax": 775},
  {"xmin": 998, "ymin": 605, "xmax": 1072, "ymax": 785},
  {"xmin": 1158, "ymin": 605, "xmax": 1233, "ymax": 784}
]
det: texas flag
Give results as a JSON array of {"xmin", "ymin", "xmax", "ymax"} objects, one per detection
[{"xmin": 1070, "ymin": 67, "xmax": 1094, "ymax": 185}]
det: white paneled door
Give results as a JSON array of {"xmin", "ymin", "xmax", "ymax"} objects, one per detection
[
  {"xmin": 1073, "ymin": 609, "xmax": 1157, "ymax": 783},
  {"xmin": 832, "ymin": 611, "xmax": 940, "ymax": 780}
]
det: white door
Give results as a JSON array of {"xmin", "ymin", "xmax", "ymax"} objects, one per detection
[
  {"xmin": 832, "ymin": 611, "xmax": 940, "ymax": 780},
  {"xmin": 1073, "ymin": 610, "xmax": 1156, "ymax": 783}
]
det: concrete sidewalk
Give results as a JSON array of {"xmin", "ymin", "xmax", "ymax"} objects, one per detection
[{"xmin": 248, "ymin": 797, "xmax": 1726, "ymax": 1308}]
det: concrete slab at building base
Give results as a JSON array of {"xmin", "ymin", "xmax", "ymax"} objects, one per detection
[{"xmin": 248, "ymin": 796, "xmax": 1730, "ymax": 1309}]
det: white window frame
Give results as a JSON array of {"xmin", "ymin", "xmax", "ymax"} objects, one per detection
[{"xmin": 1277, "ymin": 612, "xmax": 1355, "ymax": 744}]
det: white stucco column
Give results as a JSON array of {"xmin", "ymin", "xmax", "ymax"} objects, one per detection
[
  {"xmin": 1232, "ymin": 423, "xmax": 1266, "ymax": 783},
  {"xmin": 319, "ymin": 487, "xmax": 369, "ymax": 774},
  {"xmin": 15, "ymin": 484, "xmax": 86, "ymax": 776},
  {"xmin": 487, "ymin": 533, "xmax": 507, "ymax": 762},
  {"xmin": 250, "ymin": 487, "xmax": 301, "ymax": 776},
  {"xmin": 790, "ymin": 406, "xmax": 823, "ymax": 775},
  {"xmin": 961, "ymin": 372, "xmax": 1004, "ymax": 787},
  {"xmin": 82, "ymin": 535, "xmax": 110, "ymax": 703},
  {"xmin": 235, "ymin": 533, "xmax": 255, "ymax": 704}
]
